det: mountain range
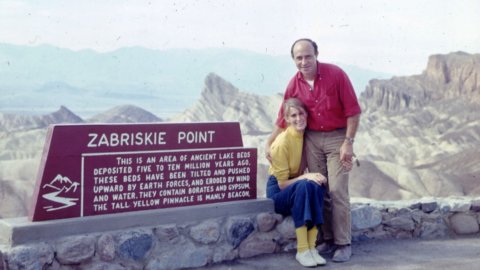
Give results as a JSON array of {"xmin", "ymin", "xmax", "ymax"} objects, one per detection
[
  {"xmin": 0, "ymin": 51, "xmax": 479, "ymax": 219},
  {"xmin": 0, "ymin": 43, "xmax": 390, "ymax": 118}
]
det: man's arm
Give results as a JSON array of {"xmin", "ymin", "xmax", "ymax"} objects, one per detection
[
  {"xmin": 340, "ymin": 114, "xmax": 360, "ymax": 165},
  {"xmin": 264, "ymin": 126, "xmax": 285, "ymax": 163}
]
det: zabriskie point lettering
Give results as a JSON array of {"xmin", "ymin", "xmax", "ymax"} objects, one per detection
[
  {"xmin": 87, "ymin": 130, "xmax": 216, "ymax": 147},
  {"xmin": 29, "ymin": 122, "xmax": 257, "ymax": 221}
]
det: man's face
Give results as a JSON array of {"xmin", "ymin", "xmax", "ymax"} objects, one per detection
[{"xmin": 292, "ymin": 41, "xmax": 318, "ymax": 79}]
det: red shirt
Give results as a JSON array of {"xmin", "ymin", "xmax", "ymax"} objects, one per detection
[{"xmin": 276, "ymin": 62, "xmax": 361, "ymax": 131}]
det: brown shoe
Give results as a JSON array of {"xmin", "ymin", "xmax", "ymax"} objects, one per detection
[
  {"xmin": 332, "ymin": 245, "xmax": 351, "ymax": 262},
  {"xmin": 316, "ymin": 240, "xmax": 336, "ymax": 255}
]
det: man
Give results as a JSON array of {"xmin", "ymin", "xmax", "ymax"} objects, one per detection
[{"xmin": 265, "ymin": 38, "xmax": 361, "ymax": 262}]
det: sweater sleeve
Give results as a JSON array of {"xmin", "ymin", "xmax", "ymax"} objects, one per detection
[{"xmin": 269, "ymin": 142, "xmax": 290, "ymax": 183}]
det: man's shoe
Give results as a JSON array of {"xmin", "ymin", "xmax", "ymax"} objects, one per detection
[
  {"xmin": 332, "ymin": 245, "xmax": 351, "ymax": 262},
  {"xmin": 316, "ymin": 241, "xmax": 336, "ymax": 255},
  {"xmin": 295, "ymin": 250, "xmax": 317, "ymax": 267},
  {"xmin": 309, "ymin": 248, "xmax": 327, "ymax": 266}
]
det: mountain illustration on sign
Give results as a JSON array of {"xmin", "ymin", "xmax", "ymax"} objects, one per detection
[{"xmin": 42, "ymin": 174, "xmax": 80, "ymax": 212}]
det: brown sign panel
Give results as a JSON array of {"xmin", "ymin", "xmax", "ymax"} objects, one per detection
[{"xmin": 29, "ymin": 122, "xmax": 257, "ymax": 221}]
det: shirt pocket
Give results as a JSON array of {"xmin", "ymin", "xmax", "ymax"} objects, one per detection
[{"xmin": 325, "ymin": 85, "xmax": 342, "ymax": 111}]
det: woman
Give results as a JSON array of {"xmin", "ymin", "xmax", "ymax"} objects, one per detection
[{"xmin": 266, "ymin": 98, "xmax": 327, "ymax": 267}]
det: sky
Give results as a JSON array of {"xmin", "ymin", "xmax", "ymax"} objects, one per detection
[{"xmin": 0, "ymin": 0, "xmax": 479, "ymax": 75}]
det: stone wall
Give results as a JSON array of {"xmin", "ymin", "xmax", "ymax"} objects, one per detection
[{"xmin": 1, "ymin": 197, "xmax": 480, "ymax": 270}]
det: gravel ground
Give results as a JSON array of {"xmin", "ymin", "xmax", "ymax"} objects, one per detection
[{"xmin": 193, "ymin": 236, "xmax": 480, "ymax": 270}]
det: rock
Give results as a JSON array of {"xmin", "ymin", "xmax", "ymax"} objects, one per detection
[
  {"xmin": 351, "ymin": 205, "xmax": 382, "ymax": 230},
  {"xmin": 275, "ymin": 216, "xmax": 296, "ymax": 240},
  {"xmin": 97, "ymin": 234, "xmax": 116, "ymax": 262},
  {"xmin": 421, "ymin": 202, "xmax": 438, "ymax": 213},
  {"xmin": 189, "ymin": 219, "xmax": 220, "ymax": 244},
  {"xmin": 383, "ymin": 216, "xmax": 415, "ymax": 231},
  {"xmin": 470, "ymin": 199, "xmax": 480, "ymax": 211},
  {"xmin": 56, "ymin": 235, "xmax": 96, "ymax": 264},
  {"xmin": 411, "ymin": 209, "xmax": 423, "ymax": 224},
  {"xmin": 256, "ymin": 212, "xmax": 277, "ymax": 232},
  {"xmin": 154, "ymin": 224, "xmax": 180, "ymax": 244},
  {"xmin": 238, "ymin": 231, "xmax": 280, "ymax": 258},
  {"xmin": 409, "ymin": 202, "xmax": 422, "ymax": 210},
  {"xmin": 212, "ymin": 244, "xmax": 238, "ymax": 263},
  {"xmin": 6, "ymin": 243, "xmax": 54, "ymax": 270},
  {"xmin": 0, "ymin": 250, "xmax": 4, "ymax": 270},
  {"xmin": 450, "ymin": 213, "xmax": 479, "ymax": 235},
  {"xmin": 418, "ymin": 221, "xmax": 449, "ymax": 239},
  {"xmin": 115, "ymin": 230, "xmax": 153, "ymax": 261},
  {"xmin": 226, "ymin": 216, "xmax": 254, "ymax": 248},
  {"xmin": 396, "ymin": 207, "xmax": 413, "ymax": 216}
]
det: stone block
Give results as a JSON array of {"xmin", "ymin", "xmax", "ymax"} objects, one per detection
[
  {"xmin": 56, "ymin": 235, "xmax": 96, "ymax": 265},
  {"xmin": 238, "ymin": 231, "xmax": 279, "ymax": 258},
  {"xmin": 212, "ymin": 244, "xmax": 238, "ymax": 263},
  {"xmin": 450, "ymin": 213, "xmax": 479, "ymax": 235},
  {"xmin": 97, "ymin": 233, "xmax": 116, "ymax": 262},
  {"xmin": 351, "ymin": 205, "xmax": 382, "ymax": 230},
  {"xmin": 6, "ymin": 243, "xmax": 54, "ymax": 270},
  {"xmin": 421, "ymin": 202, "xmax": 437, "ymax": 213},
  {"xmin": 0, "ymin": 249, "xmax": 4, "ymax": 270},
  {"xmin": 155, "ymin": 224, "xmax": 180, "ymax": 244},
  {"xmin": 226, "ymin": 216, "xmax": 254, "ymax": 248},
  {"xmin": 190, "ymin": 219, "xmax": 221, "ymax": 244},
  {"xmin": 369, "ymin": 227, "xmax": 391, "ymax": 240},
  {"xmin": 275, "ymin": 216, "xmax": 295, "ymax": 240},
  {"xmin": 383, "ymin": 216, "xmax": 415, "ymax": 231},
  {"xmin": 256, "ymin": 212, "xmax": 277, "ymax": 232},
  {"xmin": 115, "ymin": 230, "xmax": 154, "ymax": 261},
  {"xmin": 418, "ymin": 221, "xmax": 449, "ymax": 239},
  {"xmin": 410, "ymin": 209, "xmax": 423, "ymax": 224},
  {"xmin": 470, "ymin": 199, "xmax": 480, "ymax": 212}
]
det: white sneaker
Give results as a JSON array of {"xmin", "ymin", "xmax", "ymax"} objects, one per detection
[
  {"xmin": 310, "ymin": 248, "xmax": 327, "ymax": 265},
  {"xmin": 295, "ymin": 250, "xmax": 317, "ymax": 267}
]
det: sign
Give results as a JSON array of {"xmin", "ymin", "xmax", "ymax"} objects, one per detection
[{"xmin": 29, "ymin": 122, "xmax": 257, "ymax": 221}]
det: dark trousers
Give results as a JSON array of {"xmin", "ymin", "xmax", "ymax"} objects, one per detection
[{"xmin": 266, "ymin": 175, "xmax": 325, "ymax": 229}]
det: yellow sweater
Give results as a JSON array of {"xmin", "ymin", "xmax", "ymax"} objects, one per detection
[{"xmin": 268, "ymin": 126, "xmax": 303, "ymax": 184}]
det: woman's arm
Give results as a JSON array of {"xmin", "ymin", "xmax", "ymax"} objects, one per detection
[{"xmin": 265, "ymin": 126, "xmax": 284, "ymax": 163}]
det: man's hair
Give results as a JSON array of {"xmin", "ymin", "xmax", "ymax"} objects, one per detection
[
  {"xmin": 290, "ymin": 38, "xmax": 318, "ymax": 58},
  {"xmin": 283, "ymin": 98, "xmax": 308, "ymax": 120}
]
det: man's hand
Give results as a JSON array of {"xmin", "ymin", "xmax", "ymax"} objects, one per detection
[{"xmin": 340, "ymin": 141, "xmax": 354, "ymax": 170}]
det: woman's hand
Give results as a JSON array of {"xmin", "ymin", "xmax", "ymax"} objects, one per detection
[
  {"xmin": 265, "ymin": 147, "xmax": 272, "ymax": 164},
  {"xmin": 302, "ymin": 172, "xmax": 327, "ymax": 186}
]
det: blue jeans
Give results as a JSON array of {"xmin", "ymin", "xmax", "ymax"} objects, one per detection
[{"xmin": 266, "ymin": 175, "xmax": 325, "ymax": 229}]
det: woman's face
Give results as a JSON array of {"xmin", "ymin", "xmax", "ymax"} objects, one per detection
[{"xmin": 285, "ymin": 106, "xmax": 307, "ymax": 132}]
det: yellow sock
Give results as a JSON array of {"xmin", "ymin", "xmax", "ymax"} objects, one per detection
[
  {"xmin": 307, "ymin": 226, "xmax": 318, "ymax": 249},
  {"xmin": 295, "ymin": 226, "xmax": 309, "ymax": 252}
]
